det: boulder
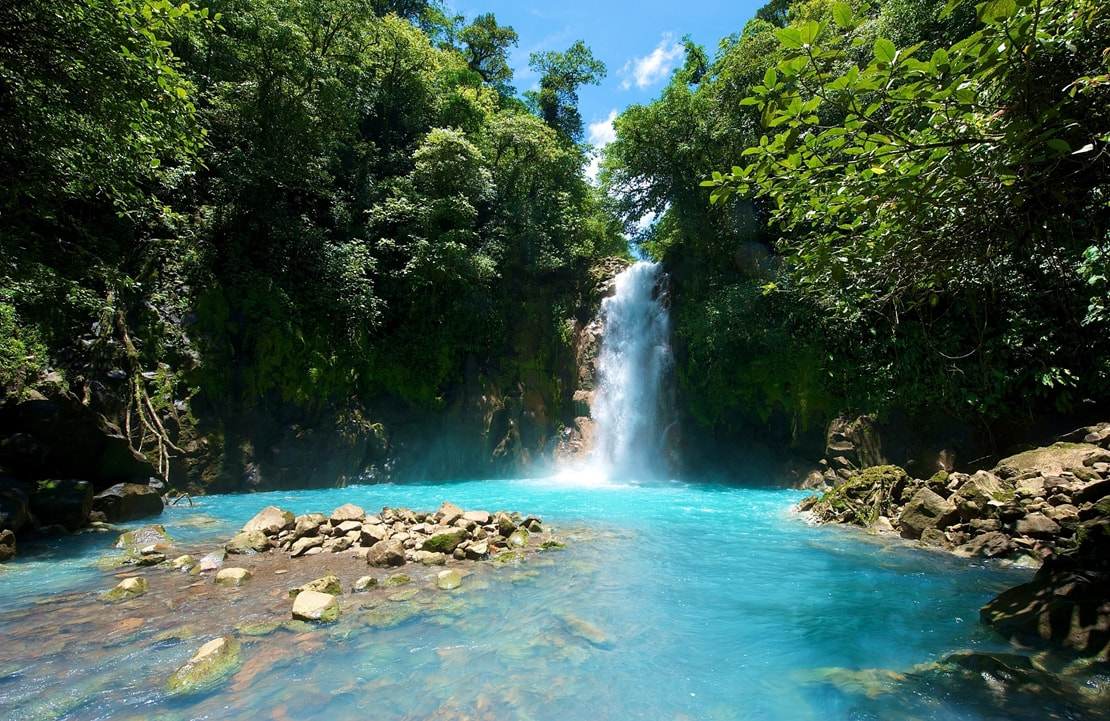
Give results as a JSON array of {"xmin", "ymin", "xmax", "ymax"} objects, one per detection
[
  {"xmin": 898, "ymin": 488, "xmax": 958, "ymax": 540},
  {"xmin": 366, "ymin": 539, "xmax": 406, "ymax": 567},
  {"xmin": 360, "ymin": 523, "xmax": 389, "ymax": 546},
  {"xmin": 0, "ymin": 477, "xmax": 30, "ymax": 533},
  {"xmin": 170, "ymin": 555, "xmax": 196, "ymax": 571},
  {"xmin": 291, "ymin": 590, "xmax": 340, "ymax": 623},
  {"xmin": 104, "ymin": 576, "xmax": 149, "ymax": 601},
  {"xmin": 241, "ymin": 506, "xmax": 295, "ymax": 535},
  {"xmin": 465, "ymin": 541, "xmax": 490, "ymax": 560},
  {"xmin": 92, "ymin": 483, "xmax": 163, "ymax": 523},
  {"xmin": 225, "ymin": 530, "xmax": 271, "ymax": 554},
  {"xmin": 330, "ymin": 503, "xmax": 365, "ymax": 523},
  {"xmin": 214, "ymin": 567, "xmax": 252, "ymax": 586},
  {"xmin": 165, "ymin": 636, "xmax": 243, "ymax": 695},
  {"xmin": 31, "ymin": 479, "xmax": 93, "ymax": 530},
  {"xmin": 0, "ymin": 529, "xmax": 16, "ymax": 562}
]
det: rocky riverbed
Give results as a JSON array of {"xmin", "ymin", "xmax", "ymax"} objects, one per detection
[{"xmin": 798, "ymin": 430, "xmax": 1110, "ymax": 661}]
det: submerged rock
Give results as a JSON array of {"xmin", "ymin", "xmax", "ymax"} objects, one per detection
[
  {"xmin": 115, "ymin": 524, "xmax": 173, "ymax": 550},
  {"xmin": 165, "ymin": 636, "xmax": 243, "ymax": 695},
  {"xmin": 437, "ymin": 569, "xmax": 462, "ymax": 590},
  {"xmin": 291, "ymin": 590, "xmax": 340, "ymax": 623}
]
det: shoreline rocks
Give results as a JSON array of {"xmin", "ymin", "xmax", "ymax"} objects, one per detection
[{"xmin": 798, "ymin": 436, "xmax": 1110, "ymax": 661}]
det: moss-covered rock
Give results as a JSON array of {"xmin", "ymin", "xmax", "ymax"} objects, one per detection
[
  {"xmin": 291, "ymin": 590, "xmax": 340, "ymax": 623},
  {"xmin": 165, "ymin": 636, "xmax": 243, "ymax": 695},
  {"xmin": 103, "ymin": 576, "xmax": 148, "ymax": 601}
]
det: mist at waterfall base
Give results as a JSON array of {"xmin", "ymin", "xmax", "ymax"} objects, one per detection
[{"xmin": 1, "ymin": 263, "xmax": 1101, "ymax": 720}]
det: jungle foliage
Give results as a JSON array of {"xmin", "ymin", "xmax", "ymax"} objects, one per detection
[
  {"xmin": 603, "ymin": 0, "xmax": 1110, "ymax": 447},
  {"xmin": 0, "ymin": 0, "xmax": 626, "ymax": 475}
]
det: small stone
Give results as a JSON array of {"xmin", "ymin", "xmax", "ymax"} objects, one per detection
[
  {"xmin": 382, "ymin": 573, "xmax": 411, "ymax": 588},
  {"xmin": 334, "ymin": 520, "xmax": 362, "ymax": 534},
  {"xmin": 215, "ymin": 567, "xmax": 252, "ymax": 586},
  {"xmin": 412, "ymin": 550, "xmax": 447, "ymax": 565},
  {"xmin": 353, "ymin": 576, "xmax": 378, "ymax": 592},
  {"xmin": 329, "ymin": 536, "xmax": 354, "ymax": 553},
  {"xmin": 493, "ymin": 551, "xmax": 525, "ymax": 564},
  {"xmin": 465, "ymin": 541, "xmax": 490, "ymax": 559},
  {"xmin": 437, "ymin": 569, "xmax": 462, "ymax": 590},
  {"xmin": 170, "ymin": 555, "xmax": 196, "ymax": 571},
  {"xmin": 361, "ymin": 524, "xmax": 389, "ymax": 545},
  {"xmin": 507, "ymin": 529, "xmax": 529, "ymax": 547},
  {"xmin": 290, "ymin": 574, "xmax": 342, "ymax": 598},
  {"xmin": 291, "ymin": 590, "xmax": 340, "ymax": 623},
  {"xmin": 293, "ymin": 513, "xmax": 327, "ymax": 539},
  {"xmin": 198, "ymin": 550, "xmax": 226, "ymax": 572}
]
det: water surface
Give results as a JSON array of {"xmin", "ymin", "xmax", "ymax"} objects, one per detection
[{"xmin": 0, "ymin": 476, "xmax": 1095, "ymax": 720}]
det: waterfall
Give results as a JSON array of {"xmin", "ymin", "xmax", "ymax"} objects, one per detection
[{"xmin": 591, "ymin": 261, "xmax": 675, "ymax": 480}]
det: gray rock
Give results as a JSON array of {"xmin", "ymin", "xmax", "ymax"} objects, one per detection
[
  {"xmin": 115, "ymin": 524, "xmax": 173, "ymax": 550},
  {"xmin": 293, "ymin": 513, "xmax": 327, "ymax": 539},
  {"xmin": 241, "ymin": 505, "xmax": 295, "ymax": 535},
  {"xmin": 291, "ymin": 574, "xmax": 342, "ymax": 598},
  {"xmin": 437, "ymin": 569, "xmax": 462, "ymax": 590},
  {"xmin": 899, "ymin": 488, "xmax": 959, "ymax": 539},
  {"xmin": 366, "ymin": 539, "xmax": 406, "ymax": 567},
  {"xmin": 92, "ymin": 483, "xmax": 163, "ymax": 523},
  {"xmin": 465, "ymin": 541, "xmax": 490, "ymax": 559},
  {"xmin": 290, "ymin": 535, "xmax": 324, "ymax": 557},
  {"xmin": 463, "ymin": 510, "xmax": 491, "ymax": 525},
  {"xmin": 352, "ymin": 575, "xmax": 378, "ymax": 592},
  {"xmin": 329, "ymin": 536, "xmax": 354, "ymax": 553},
  {"xmin": 412, "ymin": 550, "xmax": 447, "ymax": 565},
  {"xmin": 361, "ymin": 523, "xmax": 389, "ymax": 545},
  {"xmin": 436, "ymin": 501, "xmax": 465, "ymax": 526},
  {"xmin": 215, "ymin": 567, "xmax": 252, "ymax": 586},
  {"xmin": 165, "ymin": 636, "xmax": 243, "ymax": 695},
  {"xmin": 954, "ymin": 531, "xmax": 1014, "ymax": 558},
  {"xmin": 104, "ymin": 575, "xmax": 149, "ymax": 601},
  {"xmin": 330, "ymin": 503, "xmax": 365, "ymax": 523},
  {"xmin": 225, "ymin": 530, "xmax": 271, "ymax": 554},
  {"xmin": 334, "ymin": 520, "xmax": 362, "ymax": 534},
  {"xmin": 1015, "ymin": 512, "xmax": 1061, "ymax": 538},
  {"xmin": 422, "ymin": 528, "xmax": 468, "ymax": 554}
]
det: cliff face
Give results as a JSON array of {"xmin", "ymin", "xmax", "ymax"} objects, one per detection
[{"xmin": 160, "ymin": 259, "xmax": 630, "ymax": 493}]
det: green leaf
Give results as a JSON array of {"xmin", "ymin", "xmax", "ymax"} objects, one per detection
[
  {"xmin": 873, "ymin": 38, "xmax": 896, "ymax": 64},
  {"xmin": 1046, "ymin": 138, "xmax": 1071, "ymax": 153},
  {"xmin": 775, "ymin": 27, "xmax": 804, "ymax": 49},
  {"xmin": 799, "ymin": 20, "xmax": 822, "ymax": 46},
  {"xmin": 764, "ymin": 66, "xmax": 777, "ymax": 88},
  {"xmin": 832, "ymin": 2, "xmax": 853, "ymax": 29}
]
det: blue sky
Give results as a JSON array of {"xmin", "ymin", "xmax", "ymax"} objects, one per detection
[{"xmin": 445, "ymin": 0, "xmax": 766, "ymax": 160}]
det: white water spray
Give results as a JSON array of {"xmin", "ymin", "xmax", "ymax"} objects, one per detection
[{"xmin": 591, "ymin": 261, "xmax": 675, "ymax": 480}]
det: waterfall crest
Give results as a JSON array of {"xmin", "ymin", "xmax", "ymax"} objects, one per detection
[{"xmin": 590, "ymin": 261, "xmax": 675, "ymax": 480}]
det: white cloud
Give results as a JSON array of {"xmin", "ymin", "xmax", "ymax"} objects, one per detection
[
  {"xmin": 620, "ymin": 34, "xmax": 685, "ymax": 90},
  {"xmin": 585, "ymin": 109, "xmax": 619, "ymax": 183},
  {"xmin": 588, "ymin": 109, "xmax": 618, "ymax": 147}
]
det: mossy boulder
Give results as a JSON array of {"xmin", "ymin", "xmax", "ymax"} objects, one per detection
[
  {"xmin": 421, "ymin": 528, "xmax": 468, "ymax": 554},
  {"xmin": 165, "ymin": 636, "xmax": 243, "ymax": 695},
  {"xmin": 225, "ymin": 529, "xmax": 271, "ymax": 554},
  {"xmin": 290, "ymin": 574, "xmax": 342, "ymax": 598},
  {"xmin": 114, "ymin": 524, "xmax": 172, "ymax": 550},
  {"xmin": 437, "ymin": 569, "xmax": 462, "ymax": 590},
  {"xmin": 214, "ymin": 567, "xmax": 252, "ymax": 586}
]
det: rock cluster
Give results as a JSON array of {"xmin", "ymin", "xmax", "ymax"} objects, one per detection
[
  {"xmin": 799, "ymin": 434, "xmax": 1110, "ymax": 660},
  {"xmin": 799, "ymin": 442, "xmax": 1110, "ymax": 562},
  {"xmin": 227, "ymin": 501, "xmax": 547, "ymax": 567}
]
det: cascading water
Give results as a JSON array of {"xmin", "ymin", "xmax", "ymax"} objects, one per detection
[{"xmin": 591, "ymin": 261, "xmax": 675, "ymax": 480}]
